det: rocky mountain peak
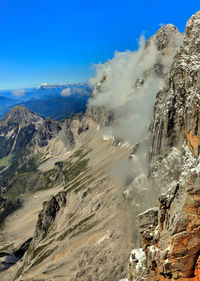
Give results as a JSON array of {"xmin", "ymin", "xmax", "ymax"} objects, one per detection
[
  {"xmin": 183, "ymin": 10, "xmax": 200, "ymax": 55},
  {"xmin": 1, "ymin": 105, "xmax": 44, "ymax": 128},
  {"xmin": 0, "ymin": 106, "xmax": 45, "ymax": 160},
  {"xmin": 150, "ymin": 11, "xmax": 200, "ymax": 162},
  {"xmin": 146, "ymin": 23, "xmax": 182, "ymax": 55}
]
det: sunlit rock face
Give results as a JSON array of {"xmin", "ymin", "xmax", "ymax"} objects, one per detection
[
  {"xmin": 150, "ymin": 11, "xmax": 200, "ymax": 162},
  {"xmin": 0, "ymin": 106, "xmax": 44, "ymax": 159},
  {"xmin": 135, "ymin": 172, "xmax": 200, "ymax": 281},
  {"xmin": 131, "ymin": 11, "xmax": 200, "ymax": 281}
]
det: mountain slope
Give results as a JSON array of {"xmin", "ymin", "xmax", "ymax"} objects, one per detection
[{"xmin": 0, "ymin": 117, "xmax": 132, "ymax": 281}]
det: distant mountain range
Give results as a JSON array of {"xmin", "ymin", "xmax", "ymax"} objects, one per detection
[{"xmin": 0, "ymin": 83, "xmax": 92, "ymax": 120}]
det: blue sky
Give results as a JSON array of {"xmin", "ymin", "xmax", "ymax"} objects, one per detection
[{"xmin": 0, "ymin": 0, "xmax": 199, "ymax": 89}]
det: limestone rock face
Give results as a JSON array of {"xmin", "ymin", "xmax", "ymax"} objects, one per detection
[
  {"xmin": 35, "ymin": 191, "xmax": 67, "ymax": 240},
  {"xmin": 146, "ymin": 24, "xmax": 182, "ymax": 55},
  {"xmin": 150, "ymin": 11, "xmax": 200, "ymax": 163},
  {"xmin": 136, "ymin": 173, "xmax": 200, "ymax": 281},
  {"xmin": 86, "ymin": 75, "xmax": 115, "ymax": 127},
  {"xmin": 34, "ymin": 119, "xmax": 61, "ymax": 147},
  {"xmin": 131, "ymin": 11, "xmax": 200, "ymax": 281}
]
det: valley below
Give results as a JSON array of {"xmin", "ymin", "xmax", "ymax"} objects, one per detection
[
  {"xmin": 0, "ymin": 112, "xmax": 132, "ymax": 281},
  {"xmin": 1, "ymin": 9, "xmax": 200, "ymax": 281}
]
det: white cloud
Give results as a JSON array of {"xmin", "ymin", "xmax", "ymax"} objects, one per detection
[
  {"xmin": 88, "ymin": 33, "xmax": 182, "ymax": 144},
  {"xmin": 60, "ymin": 87, "xmax": 89, "ymax": 97},
  {"xmin": 60, "ymin": 88, "xmax": 72, "ymax": 97},
  {"xmin": 74, "ymin": 87, "xmax": 88, "ymax": 95},
  {"xmin": 12, "ymin": 89, "xmax": 26, "ymax": 97}
]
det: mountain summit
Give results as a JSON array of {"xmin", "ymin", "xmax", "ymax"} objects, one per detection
[
  {"xmin": 0, "ymin": 106, "xmax": 44, "ymax": 160},
  {"xmin": 1, "ymin": 105, "xmax": 44, "ymax": 128}
]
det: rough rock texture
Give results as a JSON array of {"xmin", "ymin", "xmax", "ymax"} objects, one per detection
[
  {"xmin": 146, "ymin": 24, "xmax": 182, "ymax": 56},
  {"xmin": 130, "ymin": 11, "xmax": 200, "ymax": 281},
  {"xmin": 150, "ymin": 11, "xmax": 200, "ymax": 165},
  {"xmin": 86, "ymin": 75, "xmax": 116, "ymax": 127},
  {"xmin": 34, "ymin": 119, "xmax": 61, "ymax": 148},
  {"xmin": 0, "ymin": 196, "xmax": 22, "ymax": 227},
  {"xmin": 0, "ymin": 106, "xmax": 44, "ymax": 129},
  {"xmin": 34, "ymin": 191, "xmax": 67, "ymax": 240},
  {"xmin": 134, "ymin": 172, "xmax": 200, "ymax": 281},
  {"xmin": 0, "ymin": 106, "xmax": 44, "ymax": 158},
  {"xmin": 86, "ymin": 104, "xmax": 115, "ymax": 127}
]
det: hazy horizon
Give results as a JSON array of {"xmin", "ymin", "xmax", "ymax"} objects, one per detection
[{"xmin": 0, "ymin": 0, "xmax": 199, "ymax": 89}]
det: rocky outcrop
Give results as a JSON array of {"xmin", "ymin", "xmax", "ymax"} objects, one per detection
[
  {"xmin": 86, "ymin": 104, "xmax": 115, "ymax": 127},
  {"xmin": 0, "ymin": 196, "xmax": 22, "ymax": 227},
  {"xmin": 35, "ymin": 191, "xmax": 67, "ymax": 240},
  {"xmin": 130, "ymin": 11, "xmax": 200, "ymax": 281},
  {"xmin": 150, "ymin": 11, "xmax": 200, "ymax": 165},
  {"xmin": 0, "ymin": 238, "xmax": 32, "ymax": 272},
  {"xmin": 133, "ymin": 172, "xmax": 200, "ymax": 281},
  {"xmin": 86, "ymin": 74, "xmax": 116, "ymax": 127},
  {"xmin": 34, "ymin": 119, "xmax": 61, "ymax": 147},
  {"xmin": 146, "ymin": 24, "xmax": 182, "ymax": 55},
  {"xmin": 14, "ymin": 192, "xmax": 67, "ymax": 278}
]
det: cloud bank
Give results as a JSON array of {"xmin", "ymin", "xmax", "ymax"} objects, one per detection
[
  {"xmin": 60, "ymin": 86, "xmax": 90, "ymax": 97},
  {"xmin": 88, "ymin": 30, "xmax": 183, "ymax": 244},
  {"xmin": 12, "ymin": 89, "xmax": 26, "ymax": 97},
  {"xmin": 88, "ymin": 34, "xmax": 181, "ymax": 144},
  {"xmin": 60, "ymin": 88, "xmax": 72, "ymax": 97}
]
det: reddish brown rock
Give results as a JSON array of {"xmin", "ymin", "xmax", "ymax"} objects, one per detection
[
  {"xmin": 132, "ymin": 10, "xmax": 200, "ymax": 281},
  {"xmin": 136, "ymin": 173, "xmax": 200, "ymax": 280}
]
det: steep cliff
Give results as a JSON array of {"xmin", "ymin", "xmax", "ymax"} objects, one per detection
[{"xmin": 129, "ymin": 10, "xmax": 200, "ymax": 281}]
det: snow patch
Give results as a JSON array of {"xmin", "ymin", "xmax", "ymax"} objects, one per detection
[
  {"xmin": 103, "ymin": 134, "xmax": 114, "ymax": 141},
  {"xmin": 139, "ymin": 207, "xmax": 158, "ymax": 217},
  {"xmin": 130, "ymin": 248, "xmax": 146, "ymax": 272}
]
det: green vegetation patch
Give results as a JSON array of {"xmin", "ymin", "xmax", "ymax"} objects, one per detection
[
  {"xmin": 71, "ymin": 220, "xmax": 99, "ymax": 238},
  {"xmin": 31, "ymin": 240, "xmax": 54, "ymax": 260},
  {"xmin": 5, "ymin": 171, "xmax": 42, "ymax": 200},
  {"xmin": 0, "ymin": 198, "xmax": 22, "ymax": 228},
  {"xmin": 0, "ymin": 153, "xmax": 12, "ymax": 168},
  {"xmin": 72, "ymin": 147, "xmax": 91, "ymax": 159},
  {"xmin": 58, "ymin": 213, "xmax": 95, "ymax": 241},
  {"xmin": 63, "ymin": 158, "xmax": 89, "ymax": 186},
  {"xmin": 18, "ymin": 153, "xmax": 42, "ymax": 173},
  {"xmin": 30, "ymin": 247, "xmax": 57, "ymax": 268}
]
